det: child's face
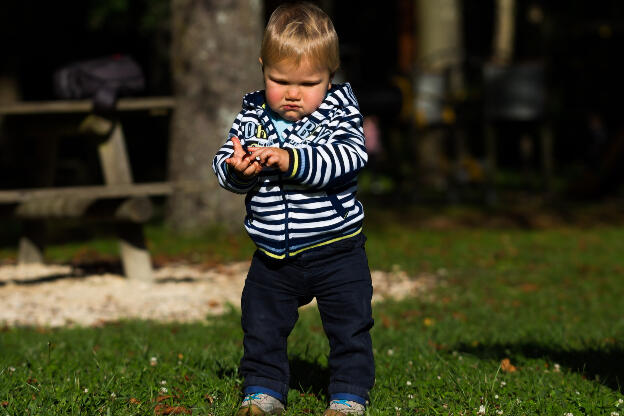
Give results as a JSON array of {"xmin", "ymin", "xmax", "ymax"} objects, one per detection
[{"xmin": 262, "ymin": 58, "xmax": 332, "ymax": 122}]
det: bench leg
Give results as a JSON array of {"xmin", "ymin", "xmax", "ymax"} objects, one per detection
[
  {"xmin": 18, "ymin": 221, "xmax": 46, "ymax": 264},
  {"xmin": 117, "ymin": 223, "xmax": 153, "ymax": 282},
  {"xmin": 94, "ymin": 118, "xmax": 154, "ymax": 283}
]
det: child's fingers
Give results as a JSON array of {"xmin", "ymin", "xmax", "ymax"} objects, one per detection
[
  {"xmin": 230, "ymin": 136, "xmax": 247, "ymax": 158},
  {"xmin": 257, "ymin": 149, "xmax": 281, "ymax": 168}
]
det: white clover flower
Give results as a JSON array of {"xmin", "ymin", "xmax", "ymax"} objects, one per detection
[
  {"xmin": 150, "ymin": 356, "xmax": 158, "ymax": 366},
  {"xmin": 83, "ymin": 388, "xmax": 89, "ymax": 393},
  {"xmin": 495, "ymin": 394, "xmax": 499, "ymax": 399},
  {"xmin": 478, "ymin": 405, "xmax": 486, "ymax": 415},
  {"xmin": 497, "ymin": 411, "xmax": 504, "ymax": 415},
  {"xmin": 387, "ymin": 349, "xmax": 395, "ymax": 356},
  {"xmin": 406, "ymin": 381, "xmax": 412, "ymax": 386},
  {"xmin": 501, "ymin": 381, "xmax": 507, "ymax": 387},
  {"xmin": 554, "ymin": 363, "xmax": 561, "ymax": 372},
  {"xmin": 161, "ymin": 380, "xmax": 167, "ymax": 385},
  {"xmin": 110, "ymin": 392, "xmax": 116, "ymax": 399},
  {"xmin": 160, "ymin": 387, "xmax": 168, "ymax": 394},
  {"xmin": 8, "ymin": 366, "xmax": 16, "ymax": 373},
  {"xmin": 407, "ymin": 394, "xmax": 414, "ymax": 399},
  {"xmin": 564, "ymin": 413, "xmax": 574, "ymax": 416},
  {"xmin": 618, "ymin": 399, "xmax": 624, "ymax": 407},
  {"xmin": 437, "ymin": 375, "xmax": 442, "ymax": 380},
  {"xmin": 611, "ymin": 412, "xmax": 619, "ymax": 416}
]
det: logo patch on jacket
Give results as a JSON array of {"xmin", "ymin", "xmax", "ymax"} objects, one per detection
[
  {"xmin": 295, "ymin": 120, "xmax": 331, "ymax": 142},
  {"xmin": 243, "ymin": 122, "xmax": 267, "ymax": 139}
]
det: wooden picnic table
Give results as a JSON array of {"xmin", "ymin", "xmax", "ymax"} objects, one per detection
[{"xmin": 0, "ymin": 97, "xmax": 177, "ymax": 282}]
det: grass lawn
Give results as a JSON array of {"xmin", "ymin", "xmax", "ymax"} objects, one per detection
[{"xmin": 1, "ymin": 207, "xmax": 624, "ymax": 415}]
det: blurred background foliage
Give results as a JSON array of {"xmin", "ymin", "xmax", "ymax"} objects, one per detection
[{"xmin": 1, "ymin": 0, "xmax": 624, "ymax": 208}]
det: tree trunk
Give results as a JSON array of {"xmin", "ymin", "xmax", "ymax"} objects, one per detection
[
  {"xmin": 414, "ymin": 0, "xmax": 464, "ymax": 190},
  {"xmin": 492, "ymin": 0, "xmax": 516, "ymax": 65},
  {"xmin": 168, "ymin": 0, "xmax": 263, "ymax": 232}
]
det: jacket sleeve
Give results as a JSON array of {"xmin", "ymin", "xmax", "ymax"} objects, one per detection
[
  {"xmin": 284, "ymin": 105, "xmax": 368, "ymax": 189},
  {"xmin": 212, "ymin": 111, "xmax": 258, "ymax": 194}
]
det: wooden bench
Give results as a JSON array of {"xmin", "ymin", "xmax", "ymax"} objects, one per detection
[{"xmin": 0, "ymin": 97, "xmax": 177, "ymax": 282}]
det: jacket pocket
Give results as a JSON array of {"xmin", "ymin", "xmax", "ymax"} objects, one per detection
[
  {"xmin": 244, "ymin": 192, "xmax": 254, "ymax": 223},
  {"xmin": 327, "ymin": 193, "xmax": 348, "ymax": 219}
]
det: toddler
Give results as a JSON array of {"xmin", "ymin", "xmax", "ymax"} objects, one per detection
[{"xmin": 213, "ymin": 3, "xmax": 374, "ymax": 415}]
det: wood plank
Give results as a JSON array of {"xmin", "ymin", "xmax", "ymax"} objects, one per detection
[
  {"xmin": 98, "ymin": 122, "xmax": 154, "ymax": 283},
  {"xmin": 0, "ymin": 182, "xmax": 178, "ymax": 203},
  {"xmin": 98, "ymin": 122, "xmax": 134, "ymax": 184},
  {"xmin": 117, "ymin": 223, "xmax": 154, "ymax": 283},
  {"xmin": 18, "ymin": 221, "xmax": 46, "ymax": 265},
  {"xmin": 0, "ymin": 96, "xmax": 176, "ymax": 115},
  {"xmin": 8, "ymin": 196, "xmax": 153, "ymax": 222}
]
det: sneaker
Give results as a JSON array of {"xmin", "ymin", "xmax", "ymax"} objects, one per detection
[
  {"xmin": 236, "ymin": 393, "xmax": 285, "ymax": 415},
  {"xmin": 323, "ymin": 399, "xmax": 365, "ymax": 416}
]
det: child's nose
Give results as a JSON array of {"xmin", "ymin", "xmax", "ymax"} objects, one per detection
[{"xmin": 285, "ymin": 86, "xmax": 300, "ymax": 99}]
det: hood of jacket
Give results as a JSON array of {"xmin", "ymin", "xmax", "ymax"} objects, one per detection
[{"xmin": 240, "ymin": 82, "xmax": 360, "ymax": 116}]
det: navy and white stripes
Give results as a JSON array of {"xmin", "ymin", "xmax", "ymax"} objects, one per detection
[{"xmin": 213, "ymin": 83, "xmax": 367, "ymax": 259}]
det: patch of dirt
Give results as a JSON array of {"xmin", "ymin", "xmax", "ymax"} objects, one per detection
[{"xmin": 0, "ymin": 262, "xmax": 438, "ymax": 328}]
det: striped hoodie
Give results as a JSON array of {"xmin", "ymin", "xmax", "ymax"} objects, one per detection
[{"xmin": 213, "ymin": 83, "xmax": 367, "ymax": 260}]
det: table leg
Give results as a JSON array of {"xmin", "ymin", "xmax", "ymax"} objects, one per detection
[{"xmin": 97, "ymin": 119, "xmax": 154, "ymax": 283}]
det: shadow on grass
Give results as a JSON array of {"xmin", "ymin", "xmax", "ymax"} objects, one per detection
[
  {"xmin": 215, "ymin": 357, "xmax": 329, "ymax": 398},
  {"xmin": 456, "ymin": 342, "xmax": 624, "ymax": 392},
  {"xmin": 289, "ymin": 357, "xmax": 330, "ymax": 397}
]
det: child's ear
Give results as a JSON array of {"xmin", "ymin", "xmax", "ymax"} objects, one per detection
[
  {"xmin": 328, "ymin": 73, "xmax": 334, "ymax": 90},
  {"xmin": 259, "ymin": 57, "xmax": 264, "ymax": 71}
]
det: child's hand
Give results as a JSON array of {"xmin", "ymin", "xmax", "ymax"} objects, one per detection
[
  {"xmin": 248, "ymin": 146, "xmax": 290, "ymax": 173},
  {"xmin": 225, "ymin": 137, "xmax": 263, "ymax": 178}
]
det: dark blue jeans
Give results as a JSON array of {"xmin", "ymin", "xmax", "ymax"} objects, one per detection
[{"xmin": 239, "ymin": 233, "xmax": 375, "ymax": 403}]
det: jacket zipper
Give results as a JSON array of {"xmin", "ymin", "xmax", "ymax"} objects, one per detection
[{"xmin": 278, "ymin": 140, "xmax": 290, "ymax": 258}]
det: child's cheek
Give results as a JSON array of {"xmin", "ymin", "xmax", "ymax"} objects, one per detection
[{"xmin": 265, "ymin": 88, "xmax": 282, "ymax": 110}]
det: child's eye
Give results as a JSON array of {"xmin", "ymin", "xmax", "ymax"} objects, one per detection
[{"xmin": 302, "ymin": 82, "xmax": 320, "ymax": 87}]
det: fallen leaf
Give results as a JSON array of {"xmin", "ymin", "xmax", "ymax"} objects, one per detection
[
  {"xmin": 204, "ymin": 394, "xmax": 214, "ymax": 404},
  {"xmin": 501, "ymin": 358, "xmax": 517, "ymax": 373},
  {"xmin": 519, "ymin": 283, "xmax": 539, "ymax": 293},
  {"xmin": 129, "ymin": 398, "xmax": 141, "ymax": 405},
  {"xmin": 0, "ymin": 401, "xmax": 7, "ymax": 407},
  {"xmin": 381, "ymin": 314, "xmax": 393, "ymax": 328},
  {"xmin": 156, "ymin": 395, "xmax": 175, "ymax": 403},
  {"xmin": 154, "ymin": 404, "xmax": 192, "ymax": 415}
]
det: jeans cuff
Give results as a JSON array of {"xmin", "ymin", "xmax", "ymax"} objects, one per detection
[
  {"xmin": 328, "ymin": 381, "xmax": 370, "ymax": 402},
  {"xmin": 243, "ymin": 376, "xmax": 289, "ymax": 404},
  {"xmin": 330, "ymin": 392, "xmax": 367, "ymax": 405},
  {"xmin": 244, "ymin": 385, "xmax": 284, "ymax": 402}
]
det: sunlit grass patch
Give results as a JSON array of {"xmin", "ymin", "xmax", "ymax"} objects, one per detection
[{"xmin": 2, "ymin": 221, "xmax": 624, "ymax": 414}]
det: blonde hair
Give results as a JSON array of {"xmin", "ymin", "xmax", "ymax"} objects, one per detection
[{"xmin": 261, "ymin": 2, "xmax": 340, "ymax": 74}]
